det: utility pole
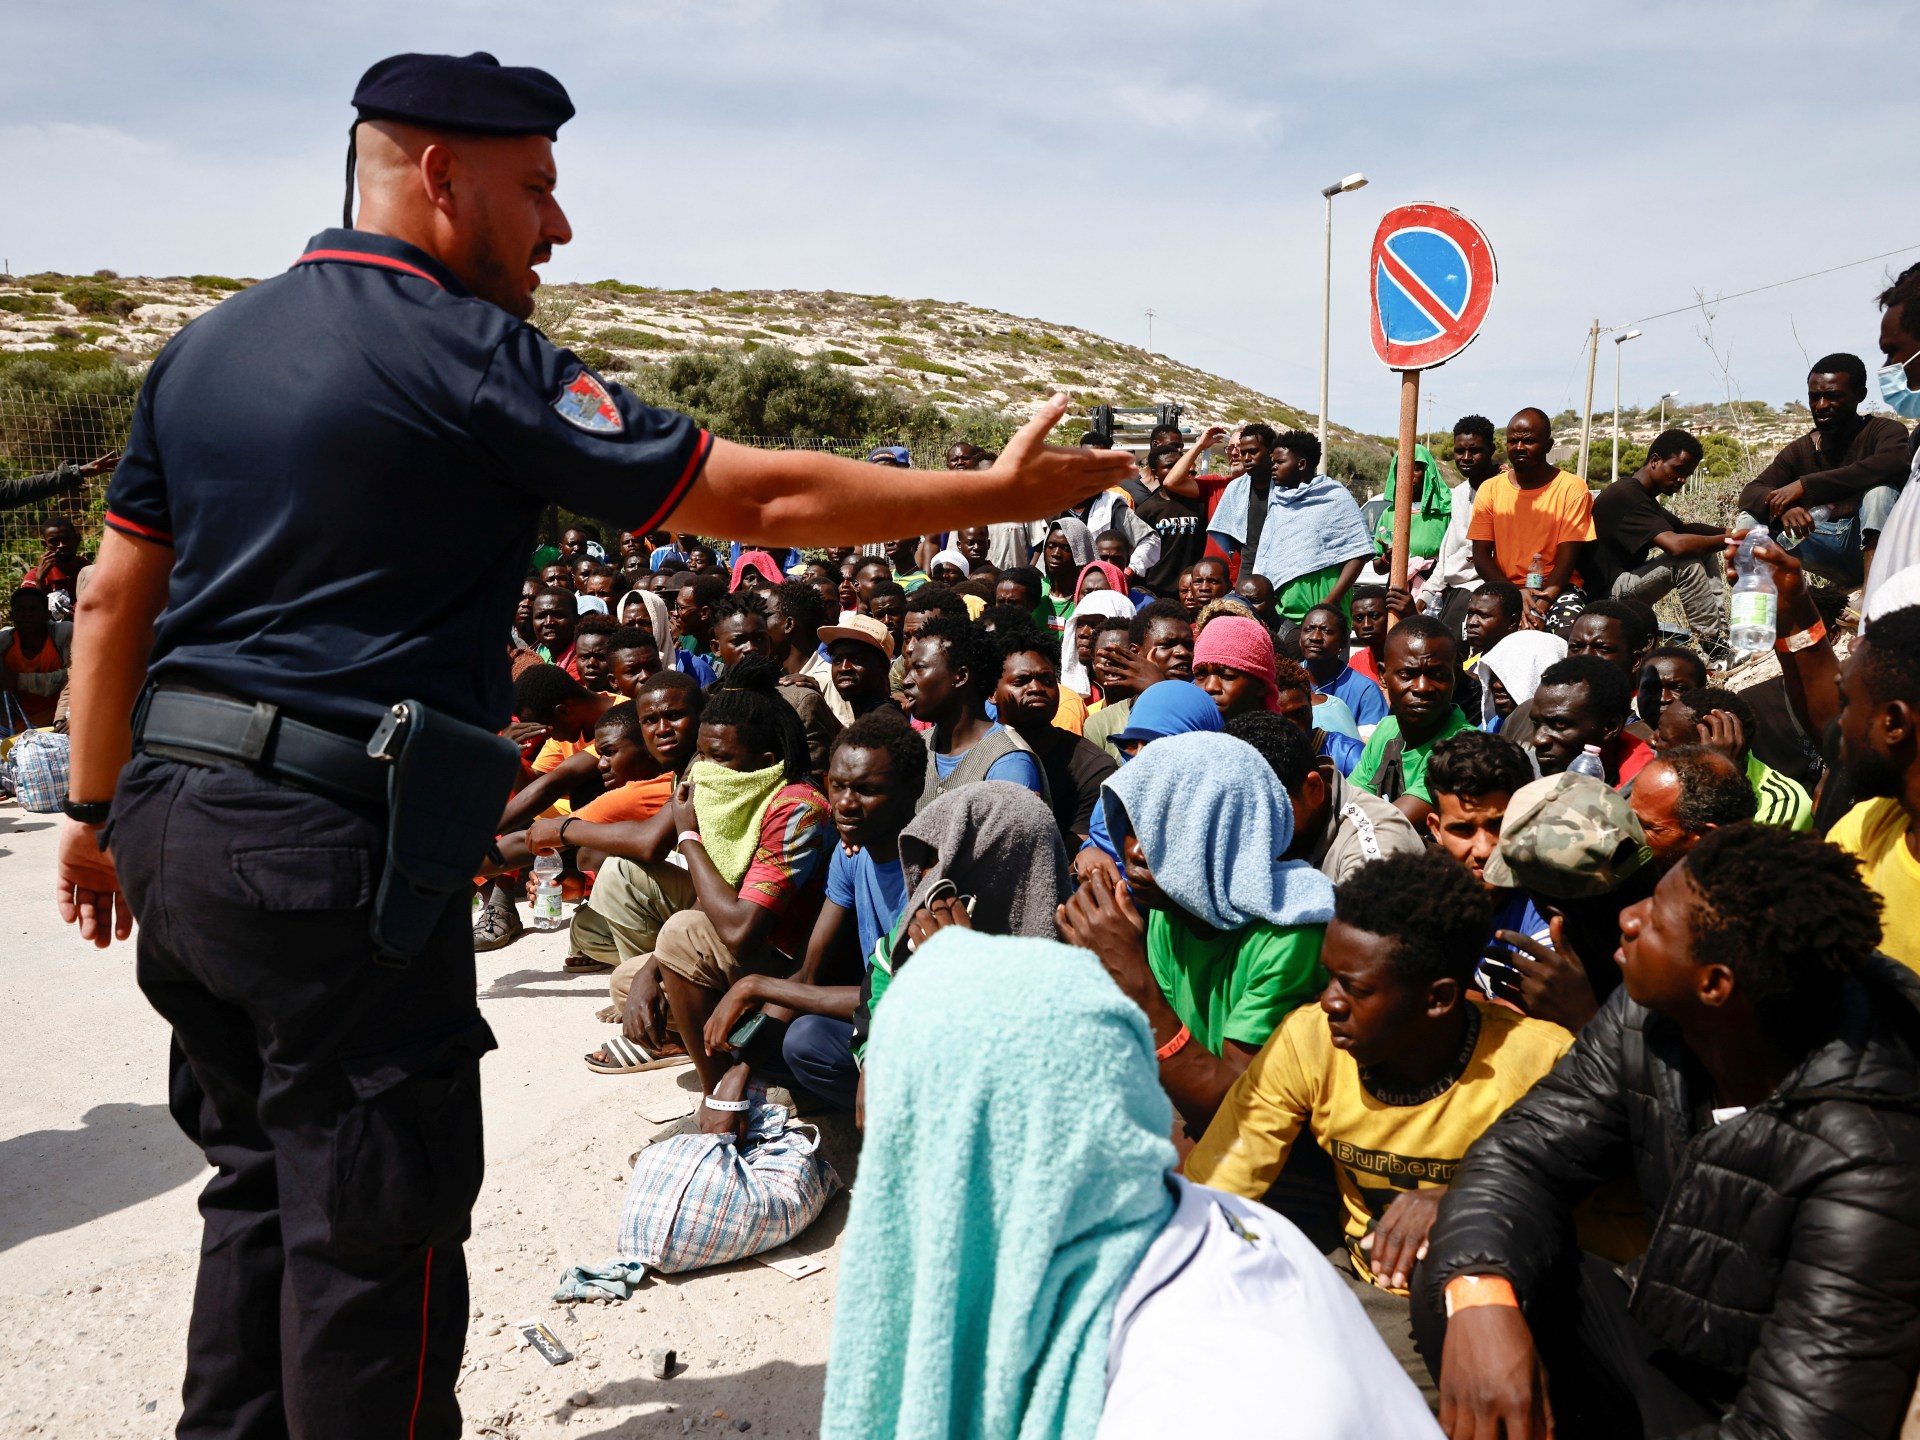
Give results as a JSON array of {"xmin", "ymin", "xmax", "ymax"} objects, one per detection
[
  {"xmin": 1145, "ymin": 308, "xmax": 1156, "ymax": 352},
  {"xmin": 1576, "ymin": 318, "xmax": 1601, "ymax": 480},
  {"xmin": 1317, "ymin": 172, "xmax": 1369, "ymax": 462}
]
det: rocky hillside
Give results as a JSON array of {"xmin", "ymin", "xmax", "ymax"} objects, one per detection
[{"xmin": 0, "ymin": 268, "xmax": 1378, "ymax": 448}]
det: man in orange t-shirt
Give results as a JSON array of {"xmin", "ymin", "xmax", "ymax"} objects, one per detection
[
  {"xmin": 1467, "ymin": 408, "xmax": 1596, "ymax": 627},
  {"xmin": 1, "ymin": 586, "xmax": 71, "ymax": 728}
]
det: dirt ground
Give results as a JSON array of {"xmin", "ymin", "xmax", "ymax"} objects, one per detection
[{"xmin": 0, "ymin": 803, "xmax": 854, "ymax": 1438}]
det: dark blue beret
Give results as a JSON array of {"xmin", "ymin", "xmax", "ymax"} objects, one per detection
[{"xmin": 352, "ymin": 51, "xmax": 574, "ymax": 139}]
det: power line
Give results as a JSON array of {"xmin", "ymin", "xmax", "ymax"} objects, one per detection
[{"xmin": 1615, "ymin": 242, "xmax": 1920, "ymax": 330}]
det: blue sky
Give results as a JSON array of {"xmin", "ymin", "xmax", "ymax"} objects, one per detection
[{"xmin": 4, "ymin": 1, "xmax": 1915, "ymax": 436}]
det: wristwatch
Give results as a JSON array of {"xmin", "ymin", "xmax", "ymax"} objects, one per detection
[{"xmin": 63, "ymin": 798, "xmax": 112, "ymax": 826}]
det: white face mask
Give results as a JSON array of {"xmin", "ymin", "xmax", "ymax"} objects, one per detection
[{"xmin": 1877, "ymin": 349, "xmax": 1920, "ymax": 419}]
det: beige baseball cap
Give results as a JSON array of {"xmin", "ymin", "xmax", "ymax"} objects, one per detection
[{"xmin": 817, "ymin": 612, "xmax": 896, "ymax": 661}]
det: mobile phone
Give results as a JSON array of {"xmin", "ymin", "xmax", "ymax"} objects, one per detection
[
  {"xmin": 726, "ymin": 1010, "xmax": 771, "ymax": 1050},
  {"xmin": 1475, "ymin": 946, "xmax": 1521, "ymax": 1001}
]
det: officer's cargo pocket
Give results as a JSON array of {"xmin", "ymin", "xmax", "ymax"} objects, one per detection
[
  {"xmin": 232, "ymin": 844, "xmax": 372, "ymax": 912},
  {"xmin": 331, "ymin": 1016, "xmax": 496, "ymax": 1254}
]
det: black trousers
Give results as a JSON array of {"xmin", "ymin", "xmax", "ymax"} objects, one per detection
[
  {"xmin": 113, "ymin": 754, "xmax": 495, "ymax": 1440},
  {"xmin": 1412, "ymin": 1252, "xmax": 1726, "ymax": 1440}
]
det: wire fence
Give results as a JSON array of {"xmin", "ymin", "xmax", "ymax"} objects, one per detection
[
  {"xmin": 0, "ymin": 382, "xmax": 961, "ymax": 576},
  {"xmin": 0, "ymin": 387, "xmax": 135, "ymax": 572}
]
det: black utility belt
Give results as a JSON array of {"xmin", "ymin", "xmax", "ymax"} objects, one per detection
[
  {"xmin": 137, "ymin": 687, "xmax": 389, "ymax": 809},
  {"xmin": 136, "ymin": 686, "xmax": 520, "ymax": 964}
]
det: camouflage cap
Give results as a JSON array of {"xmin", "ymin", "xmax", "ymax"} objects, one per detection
[{"xmin": 1482, "ymin": 771, "xmax": 1653, "ymax": 899}]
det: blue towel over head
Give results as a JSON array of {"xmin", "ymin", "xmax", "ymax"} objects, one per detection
[{"xmin": 1101, "ymin": 730, "xmax": 1335, "ymax": 931}]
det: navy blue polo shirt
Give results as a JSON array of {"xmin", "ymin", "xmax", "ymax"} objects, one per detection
[{"xmin": 106, "ymin": 229, "xmax": 710, "ymax": 732}]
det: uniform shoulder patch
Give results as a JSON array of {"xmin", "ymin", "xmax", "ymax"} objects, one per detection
[{"xmin": 553, "ymin": 368, "xmax": 625, "ymax": 435}]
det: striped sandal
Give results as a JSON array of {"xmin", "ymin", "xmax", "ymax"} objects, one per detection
[{"xmin": 584, "ymin": 1034, "xmax": 690, "ymax": 1075}]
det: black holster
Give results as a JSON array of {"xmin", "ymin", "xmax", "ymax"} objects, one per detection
[{"xmin": 366, "ymin": 700, "xmax": 521, "ymax": 964}]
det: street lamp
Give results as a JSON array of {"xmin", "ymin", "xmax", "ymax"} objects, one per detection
[
  {"xmin": 1658, "ymin": 389, "xmax": 1681, "ymax": 428},
  {"xmin": 1318, "ymin": 172, "xmax": 1369, "ymax": 463},
  {"xmin": 1611, "ymin": 329, "xmax": 1642, "ymax": 483}
]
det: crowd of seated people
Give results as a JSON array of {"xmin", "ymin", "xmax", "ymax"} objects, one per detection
[{"xmin": 15, "ymin": 352, "xmax": 1900, "ymax": 1434}]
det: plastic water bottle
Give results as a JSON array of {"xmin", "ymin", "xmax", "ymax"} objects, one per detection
[
  {"xmin": 1423, "ymin": 587, "xmax": 1445, "ymax": 619},
  {"xmin": 1566, "ymin": 744, "xmax": 1607, "ymax": 780},
  {"xmin": 1729, "ymin": 526, "xmax": 1779, "ymax": 659},
  {"xmin": 530, "ymin": 852, "xmax": 565, "ymax": 931},
  {"xmin": 1525, "ymin": 550, "xmax": 1546, "ymax": 591}
]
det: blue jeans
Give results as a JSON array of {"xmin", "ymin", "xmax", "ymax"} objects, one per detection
[
  {"xmin": 1743, "ymin": 484, "xmax": 1900, "ymax": 588},
  {"xmin": 782, "ymin": 1015, "xmax": 859, "ymax": 1110}
]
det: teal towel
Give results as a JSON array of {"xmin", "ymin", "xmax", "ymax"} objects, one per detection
[{"xmin": 822, "ymin": 933, "xmax": 1176, "ymax": 1440}]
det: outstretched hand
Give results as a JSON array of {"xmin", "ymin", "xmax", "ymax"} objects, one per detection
[
  {"xmin": 56, "ymin": 820, "xmax": 133, "ymax": 948},
  {"xmin": 990, "ymin": 394, "xmax": 1139, "ymax": 517}
]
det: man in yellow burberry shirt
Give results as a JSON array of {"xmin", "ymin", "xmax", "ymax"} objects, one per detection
[{"xmin": 1186, "ymin": 852, "xmax": 1572, "ymax": 1399}]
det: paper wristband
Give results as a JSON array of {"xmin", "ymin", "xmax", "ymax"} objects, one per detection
[
  {"xmin": 1444, "ymin": 1275, "xmax": 1519, "ymax": 1318},
  {"xmin": 677, "ymin": 830, "xmax": 703, "ymax": 847},
  {"xmin": 702, "ymin": 1096, "xmax": 750, "ymax": 1113},
  {"xmin": 1777, "ymin": 618, "xmax": 1827, "ymax": 654}
]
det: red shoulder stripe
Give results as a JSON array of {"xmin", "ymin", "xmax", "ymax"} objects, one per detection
[
  {"xmin": 639, "ymin": 430, "xmax": 713, "ymax": 535},
  {"xmin": 104, "ymin": 511, "xmax": 174, "ymax": 545},
  {"xmin": 292, "ymin": 249, "xmax": 445, "ymax": 289}
]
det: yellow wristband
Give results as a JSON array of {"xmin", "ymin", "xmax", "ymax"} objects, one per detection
[{"xmin": 1444, "ymin": 1274, "xmax": 1519, "ymax": 1318}]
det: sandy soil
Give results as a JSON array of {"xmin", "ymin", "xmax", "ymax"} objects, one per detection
[{"xmin": 0, "ymin": 803, "xmax": 853, "ymax": 1438}]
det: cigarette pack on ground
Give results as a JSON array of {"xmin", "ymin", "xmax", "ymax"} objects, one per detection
[
  {"xmin": 515, "ymin": 1319, "xmax": 573, "ymax": 1365},
  {"xmin": 757, "ymin": 1249, "xmax": 826, "ymax": 1281}
]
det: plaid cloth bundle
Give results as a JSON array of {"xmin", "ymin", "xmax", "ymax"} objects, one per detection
[{"xmin": 617, "ymin": 1100, "xmax": 840, "ymax": 1274}]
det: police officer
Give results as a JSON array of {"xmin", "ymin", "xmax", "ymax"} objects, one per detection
[{"xmin": 53, "ymin": 51, "xmax": 1126, "ymax": 1440}]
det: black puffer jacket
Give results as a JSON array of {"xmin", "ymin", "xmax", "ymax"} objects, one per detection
[{"xmin": 1426, "ymin": 952, "xmax": 1920, "ymax": 1439}]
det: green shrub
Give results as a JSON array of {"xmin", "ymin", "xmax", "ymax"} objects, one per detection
[
  {"xmin": 189, "ymin": 275, "xmax": 248, "ymax": 292},
  {"xmin": 894, "ymin": 354, "xmax": 967, "ymax": 378},
  {"xmin": 763, "ymin": 324, "xmax": 801, "ymax": 336},
  {"xmin": 0, "ymin": 350, "xmax": 129, "ymax": 383},
  {"xmin": 62, "ymin": 283, "xmax": 136, "ymax": 318},
  {"xmin": 820, "ymin": 350, "xmax": 868, "ymax": 367},
  {"xmin": 1054, "ymin": 368, "xmax": 1087, "ymax": 384},
  {"xmin": 572, "ymin": 345, "xmax": 614, "ymax": 371},
  {"xmin": 876, "ymin": 335, "xmax": 914, "ymax": 347},
  {"xmin": 586, "ymin": 279, "xmax": 653, "ymax": 294},
  {"xmin": 0, "ymin": 294, "xmax": 55, "ymax": 316},
  {"xmin": 1326, "ymin": 444, "xmax": 1391, "ymax": 494},
  {"xmin": 595, "ymin": 326, "xmax": 680, "ymax": 349}
]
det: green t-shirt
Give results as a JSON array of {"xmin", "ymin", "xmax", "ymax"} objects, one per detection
[
  {"xmin": 1275, "ymin": 563, "xmax": 1354, "ymax": 623},
  {"xmin": 1146, "ymin": 911, "xmax": 1326, "ymax": 1055},
  {"xmin": 1351, "ymin": 708, "xmax": 1473, "ymax": 806}
]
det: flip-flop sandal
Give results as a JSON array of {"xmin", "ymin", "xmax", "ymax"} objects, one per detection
[
  {"xmin": 563, "ymin": 955, "xmax": 612, "ymax": 973},
  {"xmin": 584, "ymin": 1034, "xmax": 691, "ymax": 1075}
]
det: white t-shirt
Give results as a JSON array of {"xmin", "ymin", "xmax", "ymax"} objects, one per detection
[
  {"xmin": 1097, "ymin": 1176, "xmax": 1441, "ymax": 1439},
  {"xmin": 1432, "ymin": 479, "xmax": 1484, "ymax": 592}
]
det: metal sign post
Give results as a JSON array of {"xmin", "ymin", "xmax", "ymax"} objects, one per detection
[{"xmin": 1368, "ymin": 203, "xmax": 1499, "ymax": 598}]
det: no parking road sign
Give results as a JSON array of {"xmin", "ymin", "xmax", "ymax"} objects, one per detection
[{"xmin": 1369, "ymin": 204, "xmax": 1497, "ymax": 370}]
